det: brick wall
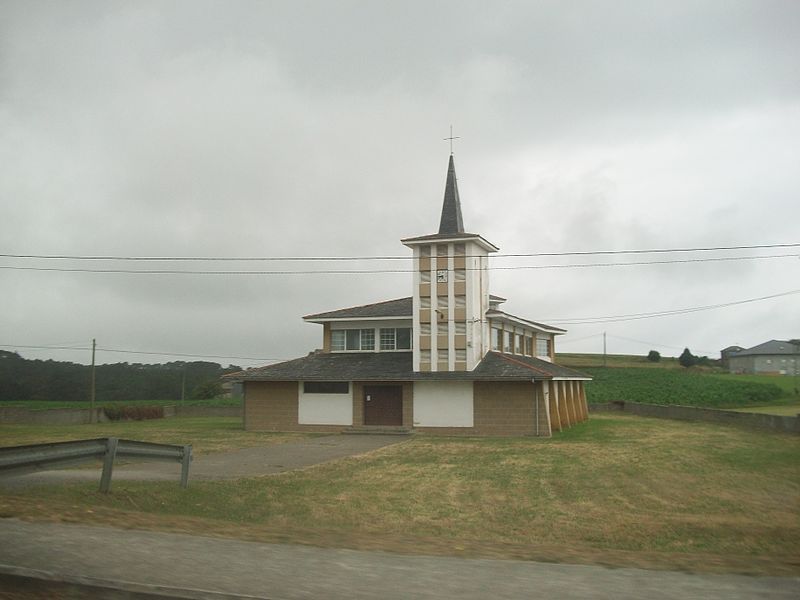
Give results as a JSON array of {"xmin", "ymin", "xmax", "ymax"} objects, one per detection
[
  {"xmin": 414, "ymin": 381, "xmax": 551, "ymax": 436},
  {"xmin": 244, "ymin": 381, "xmax": 342, "ymax": 433}
]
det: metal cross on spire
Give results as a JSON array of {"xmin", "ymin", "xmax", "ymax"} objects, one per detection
[{"xmin": 443, "ymin": 125, "xmax": 460, "ymax": 155}]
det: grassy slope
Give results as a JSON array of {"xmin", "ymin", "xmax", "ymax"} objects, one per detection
[
  {"xmin": 557, "ymin": 353, "xmax": 682, "ymax": 369},
  {"xmin": 1, "ymin": 415, "xmax": 797, "ymax": 575},
  {"xmin": 582, "ymin": 367, "xmax": 785, "ymax": 408}
]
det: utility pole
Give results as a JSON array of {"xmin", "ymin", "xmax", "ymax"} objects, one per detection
[
  {"xmin": 90, "ymin": 338, "xmax": 96, "ymax": 423},
  {"xmin": 603, "ymin": 332, "xmax": 607, "ymax": 368}
]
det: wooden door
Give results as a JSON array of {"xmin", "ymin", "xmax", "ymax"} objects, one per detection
[{"xmin": 363, "ymin": 385, "xmax": 403, "ymax": 426}]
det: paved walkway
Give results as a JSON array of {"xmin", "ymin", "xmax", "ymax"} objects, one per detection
[
  {"xmin": 0, "ymin": 434, "xmax": 406, "ymax": 488},
  {"xmin": 0, "ymin": 520, "xmax": 797, "ymax": 599}
]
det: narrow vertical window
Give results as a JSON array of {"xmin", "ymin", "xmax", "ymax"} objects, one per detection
[
  {"xmin": 360, "ymin": 329, "xmax": 375, "ymax": 351},
  {"xmin": 380, "ymin": 328, "xmax": 396, "ymax": 350},
  {"xmin": 331, "ymin": 330, "xmax": 345, "ymax": 351},
  {"xmin": 492, "ymin": 327, "xmax": 502, "ymax": 351}
]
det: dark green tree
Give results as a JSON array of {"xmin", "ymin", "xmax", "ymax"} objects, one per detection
[
  {"xmin": 647, "ymin": 350, "xmax": 661, "ymax": 362},
  {"xmin": 679, "ymin": 348, "xmax": 697, "ymax": 368},
  {"xmin": 192, "ymin": 379, "xmax": 224, "ymax": 400}
]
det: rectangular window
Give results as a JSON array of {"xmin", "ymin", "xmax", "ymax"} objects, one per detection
[
  {"xmin": 380, "ymin": 328, "xmax": 395, "ymax": 350},
  {"xmin": 420, "ymin": 245, "xmax": 431, "ymax": 257},
  {"xmin": 455, "ymin": 349, "xmax": 466, "ymax": 361},
  {"xmin": 332, "ymin": 329, "xmax": 374, "ymax": 351},
  {"xmin": 492, "ymin": 327, "xmax": 502, "ymax": 351},
  {"xmin": 346, "ymin": 329, "xmax": 361, "ymax": 351},
  {"xmin": 437, "ymin": 295, "xmax": 449, "ymax": 308},
  {"xmin": 303, "ymin": 381, "xmax": 349, "ymax": 394},
  {"xmin": 420, "ymin": 271, "xmax": 431, "ymax": 283},
  {"xmin": 454, "ymin": 322, "xmax": 466, "ymax": 335},
  {"xmin": 454, "ymin": 296, "xmax": 466, "ymax": 308},
  {"xmin": 504, "ymin": 331, "xmax": 512, "ymax": 353},
  {"xmin": 454, "ymin": 269, "xmax": 466, "ymax": 281},
  {"xmin": 454, "ymin": 243, "xmax": 466, "ymax": 256},
  {"xmin": 536, "ymin": 337, "xmax": 551, "ymax": 357},
  {"xmin": 420, "ymin": 322, "xmax": 431, "ymax": 335},
  {"xmin": 396, "ymin": 328, "xmax": 411, "ymax": 349},
  {"xmin": 360, "ymin": 329, "xmax": 375, "ymax": 350},
  {"xmin": 331, "ymin": 330, "xmax": 345, "ymax": 351},
  {"xmin": 515, "ymin": 334, "xmax": 523, "ymax": 355},
  {"xmin": 437, "ymin": 244, "xmax": 449, "ymax": 256},
  {"xmin": 525, "ymin": 336, "xmax": 533, "ymax": 356},
  {"xmin": 420, "ymin": 296, "xmax": 431, "ymax": 308},
  {"xmin": 380, "ymin": 328, "xmax": 412, "ymax": 350},
  {"xmin": 420, "ymin": 349, "xmax": 431, "ymax": 363}
]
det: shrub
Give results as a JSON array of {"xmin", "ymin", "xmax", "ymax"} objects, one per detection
[
  {"xmin": 103, "ymin": 405, "xmax": 164, "ymax": 421},
  {"xmin": 647, "ymin": 350, "xmax": 661, "ymax": 362}
]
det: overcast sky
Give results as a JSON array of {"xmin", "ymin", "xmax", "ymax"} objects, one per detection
[{"xmin": 2, "ymin": 0, "xmax": 799, "ymax": 368}]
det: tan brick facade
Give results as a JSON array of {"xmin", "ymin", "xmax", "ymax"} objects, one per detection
[
  {"xmin": 415, "ymin": 381, "xmax": 552, "ymax": 437},
  {"xmin": 245, "ymin": 379, "xmax": 582, "ymax": 436},
  {"xmin": 244, "ymin": 381, "xmax": 342, "ymax": 433}
]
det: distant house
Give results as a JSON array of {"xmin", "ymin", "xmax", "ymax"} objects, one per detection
[
  {"xmin": 720, "ymin": 345, "xmax": 745, "ymax": 369},
  {"xmin": 228, "ymin": 155, "xmax": 591, "ymax": 436},
  {"xmin": 728, "ymin": 340, "xmax": 800, "ymax": 375}
]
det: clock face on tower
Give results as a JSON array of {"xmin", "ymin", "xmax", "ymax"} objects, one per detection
[{"xmin": 436, "ymin": 269, "xmax": 448, "ymax": 283}]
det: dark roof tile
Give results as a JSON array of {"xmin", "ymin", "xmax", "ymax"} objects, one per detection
[{"xmin": 231, "ymin": 351, "xmax": 590, "ymax": 382}]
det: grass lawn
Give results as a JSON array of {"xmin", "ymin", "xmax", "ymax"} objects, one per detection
[
  {"xmin": 1, "ymin": 415, "xmax": 797, "ymax": 575},
  {"xmin": 727, "ymin": 404, "xmax": 800, "ymax": 416},
  {"xmin": 0, "ymin": 417, "xmax": 315, "ymax": 454}
]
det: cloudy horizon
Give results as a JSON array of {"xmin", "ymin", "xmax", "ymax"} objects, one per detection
[{"xmin": 2, "ymin": 1, "xmax": 798, "ymax": 368}]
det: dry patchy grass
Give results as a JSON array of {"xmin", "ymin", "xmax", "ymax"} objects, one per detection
[{"xmin": 1, "ymin": 415, "xmax": 798, "ymax": 574}]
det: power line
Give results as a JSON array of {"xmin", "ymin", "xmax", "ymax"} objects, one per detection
[
  {"xmin": 97, "ymin": 347, "xmax": 286, "ymax": 362},
  {"xmin": 545, "ymin": 289, "xmax": 800, "ymax": 325},
  {"xmin": 1, "ymin": 242, "xmax": 798, "ymax": 262},
  {"xmin": 0, "ymin": 344, "xmax": 285, "ymax": 363},
  {"xmin": 1, "ymin": 252, "xmax": 796, "ymax": 275}
]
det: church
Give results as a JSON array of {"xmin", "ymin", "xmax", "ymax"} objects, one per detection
[{"xmin": 232, "ymin": 155, "xmax": 591, "ymax": 436}]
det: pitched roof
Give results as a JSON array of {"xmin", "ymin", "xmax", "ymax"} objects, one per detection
[
  {"xmin": 230, "ymin": 351, "xmax": 590, "ymax": 382},
  {"xmin": 304, "ymin": 297, "xmax": 412, "ymax": 321},
  {"xmin": 305, "ymin": 295, "xmax": 510, "ymax": 321},
  {"xmin": 731, "ymin": 340, "xmax": 800, "ymax": 357},
  {"xmin": 439, "ymin": 154, "xmax": 465, "ymax": 235},
  {"xmin": 485, "ymin": 309, "xmax": 566, "ymax": 334}
]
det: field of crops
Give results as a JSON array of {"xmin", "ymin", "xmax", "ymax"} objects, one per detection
[{"xmin": 582, "ymin": 367, "xmax": 785, "ymax": 408}]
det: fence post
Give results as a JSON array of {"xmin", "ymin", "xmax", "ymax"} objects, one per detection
[
  {"xmin": 180, "ymin": 445, "xmax": 192, "ymax": 489},
  {"xmin": 99, "ymin": 437, "xmax": 119, "ymax": 493}
]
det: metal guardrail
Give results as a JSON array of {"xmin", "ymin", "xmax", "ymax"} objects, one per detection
[{"xmin": 0, "ymin": 437, "xmax": 192, "ymax": 493}]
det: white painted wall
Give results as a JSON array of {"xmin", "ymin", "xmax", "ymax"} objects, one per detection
[
  {"xmin": 413, "ymin": 381, "xmax": 473, "ymax": 427},
  {"xmin": 298, "ymin": 382, "xmax": 353, "ymax": 425}
]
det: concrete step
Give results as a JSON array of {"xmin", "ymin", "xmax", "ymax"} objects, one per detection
[{"xmin": 342, "ymin": 426, "xmax": 414, "ymax": 435}]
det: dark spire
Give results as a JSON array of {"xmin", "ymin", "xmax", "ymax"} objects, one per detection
[{"xmin": 438, "ymin": 154, "xmax": 465, "ymax": 235}]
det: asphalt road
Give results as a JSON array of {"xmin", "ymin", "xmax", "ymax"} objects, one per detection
[
  {"xmin": 0, "ymin": 434, "xmax": 406, "ymax": 488},
  {"xmin": 0, "ymin": 519, "xmax": 797, "ymax": 600}
]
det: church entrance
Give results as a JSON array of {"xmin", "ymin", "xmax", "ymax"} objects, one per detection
[{"xmin": 363, "ymin": 385, "xmax": 403, "ymax": 426}]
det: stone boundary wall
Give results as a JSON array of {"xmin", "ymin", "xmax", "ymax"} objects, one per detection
[
  {"xmin": 589, "ymin": 401, "xmax": 799, "ymax": 434},
  {"xmin": 0, "ymin": 406, "xmax": 108, "ymax": 425},
  {"xmin": 0, "ymin": 404, "xmax": 242, "ymax": 425}
]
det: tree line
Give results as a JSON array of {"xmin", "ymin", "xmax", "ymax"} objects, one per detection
[{"xmin": 0, "ymin": 350, "xmax": 242, "ymax": 402}]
